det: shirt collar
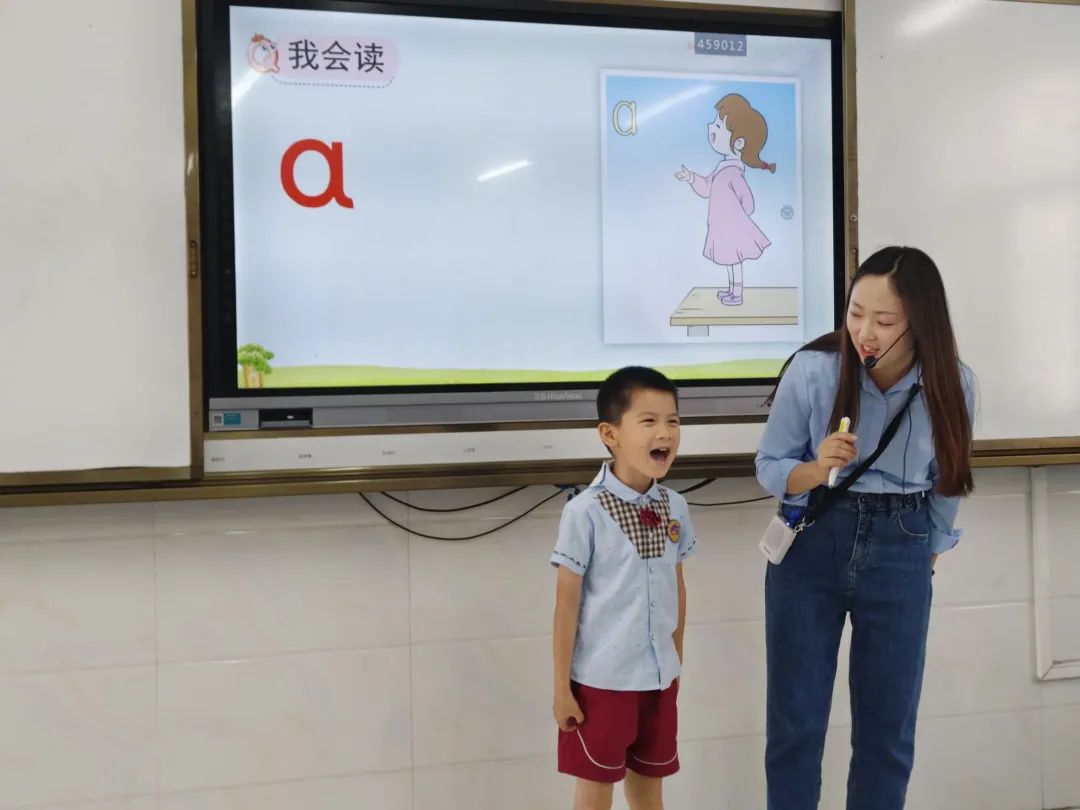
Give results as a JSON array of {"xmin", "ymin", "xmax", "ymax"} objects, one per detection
[
  {"xmin": 860, "ymin": 360, "xmax": 922, "ymax": 397},
  {"xmin": 715, "ymin": 158, "xmax": 745, "ymax": 174},
  {"xmin": 589, "ymin": 462, "xmax": 664, "ymax": 503}
]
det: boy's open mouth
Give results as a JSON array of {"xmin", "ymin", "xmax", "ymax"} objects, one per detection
[{"xmin": 650, "ymin": 448, "xmax": 672, "ymax": 462}]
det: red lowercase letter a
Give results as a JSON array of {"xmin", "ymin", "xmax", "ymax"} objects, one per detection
[{"xmin": 280, "ymin": 139, "xmax": 354, "ymax": 208}]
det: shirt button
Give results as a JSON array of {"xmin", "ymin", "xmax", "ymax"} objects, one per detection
[
  {"xmin": 651, "ymin": 634, "xmax": 656, "ymax": 641},
  {"xmin": 650, "ymin": 601, "xmax": 656, "ymax": 607}
]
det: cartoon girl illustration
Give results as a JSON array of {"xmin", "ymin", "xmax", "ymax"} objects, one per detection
[
  {"xmin": 246, "ymin": 34, "xmax": 280, "ymax": 74},
  {"xmin": 675, "ymin": 94, "xmax": 775, "ymax": 306}
]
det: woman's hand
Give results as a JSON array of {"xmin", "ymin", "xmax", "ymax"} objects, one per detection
[{"xmin": 815, "ymin": 431, "xmax": 858, "ymax": 483}]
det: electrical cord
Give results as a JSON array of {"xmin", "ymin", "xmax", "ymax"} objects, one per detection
[
  {"xmin": 360, "ymin": 488, "xmax": 566, "ymax": 540},
  {"xmin": 377, "ymin": 486, "xmax": 529, "ymax": 513}
]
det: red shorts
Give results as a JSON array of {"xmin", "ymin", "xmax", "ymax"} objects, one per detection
[{"xmin": 557, "ymin": 680, "xmax": 679, "ymax": 784}]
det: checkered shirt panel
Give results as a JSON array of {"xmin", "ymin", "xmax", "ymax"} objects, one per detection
[{"xmin": 593, "ymin": 488, "xmax": 672, "ymax": 560}]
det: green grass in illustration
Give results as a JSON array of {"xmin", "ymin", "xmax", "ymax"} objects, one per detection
[{"xmin": 238, "ymin": 359, "xmax": 784, "ymax": 388}]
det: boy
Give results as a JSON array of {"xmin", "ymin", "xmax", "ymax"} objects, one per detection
[{"xmin": 551, "ymin": 366, "xmax": 697, "ymax": 810}]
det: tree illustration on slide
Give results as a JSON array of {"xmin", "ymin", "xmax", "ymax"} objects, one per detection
[{"xmin": 237, "ymin": 343, "xmax": 274, "ymax": 388}]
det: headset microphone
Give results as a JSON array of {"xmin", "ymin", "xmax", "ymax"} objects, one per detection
[{"xmin": 863, "ymin": 328, "xmax": 910, "ymax": 370}]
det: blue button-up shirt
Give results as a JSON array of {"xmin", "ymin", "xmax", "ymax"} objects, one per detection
[
  {"xmin": 755, "ymin": 350, "xmax": 976, "ymax": 555},
  {"xmin": 550, "ymin": 463, "xmax": 697, "ymax": 691}
]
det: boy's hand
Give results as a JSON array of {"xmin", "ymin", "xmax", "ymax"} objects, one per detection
[{"xmin": 553, "ymin": 689, "xmax": 585, "ymax": 732}]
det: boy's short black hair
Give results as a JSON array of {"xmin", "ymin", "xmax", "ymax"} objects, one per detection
[{"xmin": 597, "ymin": 366, "xmax": 679, "ymax": 425}]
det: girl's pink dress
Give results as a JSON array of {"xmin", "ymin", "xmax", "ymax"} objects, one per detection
[{"xmin": 689, "ymin": 160, "xmax": 770, "ymax": 265}]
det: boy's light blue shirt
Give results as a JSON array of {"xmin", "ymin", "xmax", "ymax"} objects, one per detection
[
  {"xmin": 755, "ymin": 350, "xmax": 976, "ymax": 555},
  {"xmin": 551, "ymin": 463, "xmax": 697, "ymax": 691}
]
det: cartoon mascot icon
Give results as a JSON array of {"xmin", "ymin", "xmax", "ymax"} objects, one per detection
[{"xmin": 247, "ymin": 34, "xmax": 280, "ymax": 74}]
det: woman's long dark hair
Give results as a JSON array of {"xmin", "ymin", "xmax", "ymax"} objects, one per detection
[{"xmin": 769, "ymin": 247, "xmax": 973, "ymax": 497}]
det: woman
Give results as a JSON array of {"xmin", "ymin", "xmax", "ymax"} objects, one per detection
[{"xmin": 756, "ymin": 246, "xmax": 975, "ymax": 810}]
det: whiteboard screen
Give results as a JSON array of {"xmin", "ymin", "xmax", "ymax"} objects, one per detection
[
  {"xmin": 201, "ymin": 1, "xmax": 843, "ymax": 405},
  {"xmin": 857, "ymin": 0, "xmax": 1080, "ymax": 440},
  {"xmin": 0, "ymin": 0, "xmax": 190, "ymax": 474}
]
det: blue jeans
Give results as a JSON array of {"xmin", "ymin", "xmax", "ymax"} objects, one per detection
[{"xmin": 765, "ymin": 492, "xmax": 934, "ymax": 810}]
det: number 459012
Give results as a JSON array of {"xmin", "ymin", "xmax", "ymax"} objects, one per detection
[{"xmin": 694, "ymin": 33, "xmax": 747, "ymax": 56}]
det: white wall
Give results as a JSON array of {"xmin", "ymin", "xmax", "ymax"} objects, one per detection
[
  {"xmin": 0, "ymin": 468, "xmax": 1078, "ymax": 810},
  {"xmin": 0, "ymin": 0, "xmax": 190, "ymax": 473}
]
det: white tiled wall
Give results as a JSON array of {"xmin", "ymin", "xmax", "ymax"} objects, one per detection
[
  {"xmin": 0, "ymin": 468, "xmax": 1078, "ymax": 810},
  {"xmin": 1048, "ymin": 466, "xmax": 1080, "ymax": 668}
]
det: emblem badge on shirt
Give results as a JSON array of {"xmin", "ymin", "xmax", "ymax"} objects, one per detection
[{"xmin": 667, "ymin": 519, "xmax": 681, "ymax": 543}]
